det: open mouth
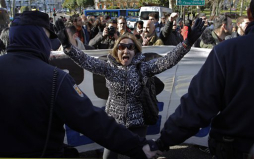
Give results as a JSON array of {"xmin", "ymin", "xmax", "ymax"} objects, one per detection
[{"xmin": 122, "ymin": 55, "xmax": 130, "ymax": 61}]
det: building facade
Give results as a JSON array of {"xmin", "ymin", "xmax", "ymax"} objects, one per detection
[{"xmin": 4, "ymin": 0, "xmax": 64, "ymax": 11}]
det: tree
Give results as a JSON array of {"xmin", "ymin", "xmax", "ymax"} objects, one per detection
[
  {"xmin": 76, "ymin": 0, "xmax": 94, "ymax": 12},
  {"xmin": 0, "ymin": 0, "xmax": 7, "ymax": 8},
  {"xmin": 63, "ymin": 0, "xmax": 77, "ymax": 13}
]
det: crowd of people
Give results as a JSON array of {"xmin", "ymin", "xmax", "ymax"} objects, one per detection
[{"xmin": 1, "ymin": 0, "xmax": 254, "ymax": 158}]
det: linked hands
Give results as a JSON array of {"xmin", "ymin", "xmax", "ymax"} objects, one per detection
[
  {"xmin": 184, "ymin": 18, "xmax": 206, "ymax": 47},
  {"xmin": 142, "ymin": 140, "xmax": 163, "ymax": 159},
  {"xmin": 54, "ymin": 19, "xmax": 72, "ymax": 50}
]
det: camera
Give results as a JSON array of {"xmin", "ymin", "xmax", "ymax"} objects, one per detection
[{"xmin": 107, "ymin": 26, "xmax": 115, "ymax": 37}]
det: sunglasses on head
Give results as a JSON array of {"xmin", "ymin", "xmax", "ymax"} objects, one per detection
[{"xmin": 118, "ymin": 43, "xmax": 135, "ymax": 51}]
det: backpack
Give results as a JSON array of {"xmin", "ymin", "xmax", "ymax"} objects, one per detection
[{"xmin": 137, "ymin": 63, "xmax": 159, "ymax": 125}]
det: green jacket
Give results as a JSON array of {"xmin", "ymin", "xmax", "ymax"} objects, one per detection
[{"xmin": 200, "ymin": 29, "xmax": 221, "ymax": 49}]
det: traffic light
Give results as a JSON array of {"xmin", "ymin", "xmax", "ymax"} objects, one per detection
[{"xmin": 53, "ymin": 8, "xmax": 56, "ymax": 17}]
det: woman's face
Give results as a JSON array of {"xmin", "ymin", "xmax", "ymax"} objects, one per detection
[{"xmin": 117, "ymin": 38, "xmax": 136, "ymax": 66}]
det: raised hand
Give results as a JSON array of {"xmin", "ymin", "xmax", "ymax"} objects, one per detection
[
  {"xmin": 54, "ymin": 18, "xmax": 71, "ymax": 49},
  {"xmin": 184, "ymin": 18, "xmax": 206, "ymax": 47},
  {"xmin": 168, "ymin": 12, "xmax": 178, "ymax": 22}
]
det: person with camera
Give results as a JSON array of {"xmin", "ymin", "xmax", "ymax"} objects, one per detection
[{"xmin": 89, "ymin": 19, "xmax": 119, "ymax": 49}]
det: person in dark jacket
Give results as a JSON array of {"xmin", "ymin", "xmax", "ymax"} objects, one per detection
[
  {"xmin": 70, "ymin": 14, "xmax": 90, "ymax": 45},
  {"xmin": 155, "ymin": 1, "xmax": 254, "ymax": 158},
  {"xmin": 159, "ymin": 12, "xmax": 183, "ymax": 46},
  {"xmin": 0, "ymin": 11, "xmax": 158, "ymax": 158}
]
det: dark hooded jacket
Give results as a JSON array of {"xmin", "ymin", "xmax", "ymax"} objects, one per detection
[
  {"xmin": 158, "ymin": 21, "xmax": 254, "ymax": 153},
  {"xmin": 159, "ymin": 20, "xmax": 183, "ymax": 46},
  {"xmin": 0, "ymin": 17, "xmax": 148, "ymax": 158}
]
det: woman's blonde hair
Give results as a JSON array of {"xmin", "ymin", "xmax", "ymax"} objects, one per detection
[{"xmin": 110, "ymin": 33, "xmax": 142, "ymax": 63}]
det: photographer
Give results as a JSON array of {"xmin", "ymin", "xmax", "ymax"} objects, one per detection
[{"xmin": 89, "ymin": 19, "xmax": 119, "ymax": 49}]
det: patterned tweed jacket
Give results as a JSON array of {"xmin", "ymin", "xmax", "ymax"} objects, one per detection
[{"xmin": 64, "ymin": 43, "xmax": 190, "ymax": 128}]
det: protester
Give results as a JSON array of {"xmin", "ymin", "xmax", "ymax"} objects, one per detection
[
  {"xmin": 200, "ymin": 14, "xmax": 232, "ymax": 48},
  {"xmin": 133, "ymin": 20, "xmax": 144, "ymax": 43},
  {"xmin": 90, "ymin": 18, "xmax": 104, "ymax": 39},
  {"xmin": 55, "ymin": 18, "xmax": 205, "ymax": 159},
  {"xmin": 154, "ymin": 1, "xmax": 254, "ymax": 158},
  {"xmin": 148, "ymin": 13, "xmax": 161, "ymax": 36},
  {"xmin": 160, "ymin": 15, "xmax": 166, "ymax": 27},
  {"xmin": 57, "ymin": 24, "xmax": 94, "ymax": 51},
  {"xmin": 81, "ymin": 14, "xmax": 87, "ymax": 23},
  {"xmin": 141, "ymin": 20, "xmax": 164, "ymax": 46},
  {"xmin": 70, "ymin": 14, "xmax": 90, "ymax": 45},
  {"xmin": 118, "ymin": 16, "xmax": 131, "ymax": 35},
  {"xmin": 226, "ymin": 16, "xmax": 250, "ymax": 39},
  {"xmin": 176, "ymin": 17, "xmax": 184, "ymax": 33},
  {"xmin": 0, "ymin": 11, "xmax": 158, "ymax": 158},
  {"xmin": 160, "ymin": 12, "xmax": 183, "ymax": 46}
]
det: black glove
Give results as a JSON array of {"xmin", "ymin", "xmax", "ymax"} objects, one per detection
[
  {"xmin": 184, "ymin": 18, "xmax": 206, "ymax": 47},
  {"xmin": 54, "ymin": 18, "xmax": 71, "ymax": 49},
  {"xmin": 146, "ymin": 140, "xmax": 159, "ymax": 151},
  {"xmin": 155, "ymin": 138, "xmax": 169, "ymax": 151}
]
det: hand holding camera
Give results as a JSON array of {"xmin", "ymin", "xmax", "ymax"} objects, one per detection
[
  {"xmin": 102, "ymin": 27, "xmax": 109, "ymax": 37},
  {"xmin": 103, "ymin": 26, "xmax": 116, "ymax": 38}
]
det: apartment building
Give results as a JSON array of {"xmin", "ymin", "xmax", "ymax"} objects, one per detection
[{"xmin": 4, "ymin": 0, "xmax": 63, "ymax": 11}]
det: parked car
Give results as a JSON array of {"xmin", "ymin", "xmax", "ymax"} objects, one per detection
[
  {"xmin": 126, "ymin": 17, "xmax": 138, "ymax": 29},
  {"xmin": 56, "ymin": 9, "xmax": 62, "ymax": 13}
]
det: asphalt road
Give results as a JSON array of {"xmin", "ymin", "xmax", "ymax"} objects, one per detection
[{"xmin": 79, "ymin": 144, "xmax": 213, "ymax": 159}]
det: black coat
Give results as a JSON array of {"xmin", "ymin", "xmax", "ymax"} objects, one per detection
[
  {"xmin": 0, "ymin": 25, "xmax": 147, "ymax": 158},
  {"xmin": 159, "ymin": 21, "xmax": 183, "ymax": 46},
  {"xmin": 159, "ymin": 21, "xmax": 254, "ymax": 153}
]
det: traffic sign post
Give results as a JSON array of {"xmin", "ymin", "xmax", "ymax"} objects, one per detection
[{"xmin": 176, "ymin": 0, "xmax": 205, "ymax": 6}]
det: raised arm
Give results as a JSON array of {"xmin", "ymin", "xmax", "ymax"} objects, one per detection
[
  {"xmin": 145, "ymin": 18, "xmax": 206, "ymax": 76},
  {"xmin": 159, "ymin": 13, "xmax": 178, "ymax": 40},
  {"xmin": 54, "ymin": 19, "xmax": 110, "ymax": 76}
]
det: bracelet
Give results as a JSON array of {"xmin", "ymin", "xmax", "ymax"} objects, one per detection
[{"xmin": 182, "ymin": 42, "xmax": 188, "ymax": 49}]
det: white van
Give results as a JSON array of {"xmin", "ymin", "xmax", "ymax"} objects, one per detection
[{"xmin": 139, "ymin": 6, "xmax": 172, "ymax": 23}]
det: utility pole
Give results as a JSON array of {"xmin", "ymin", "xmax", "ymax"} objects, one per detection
[{"xmin": 240, "ymin": 0, "xmax": 244, "ymax": 15}]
